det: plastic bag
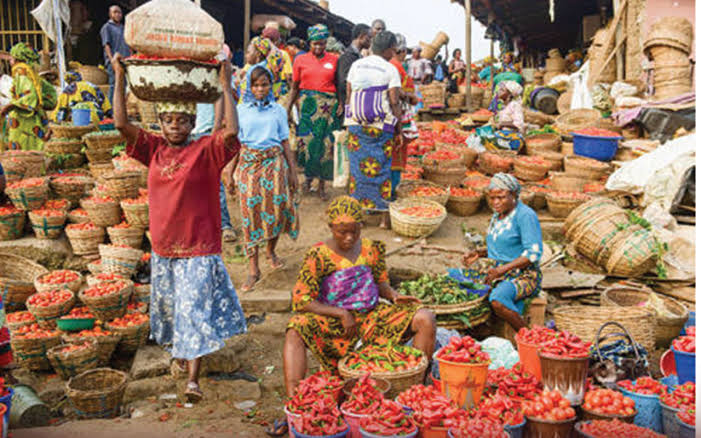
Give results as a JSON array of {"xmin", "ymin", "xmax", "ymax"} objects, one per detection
[
  {"xmin": 480, "ymin": 337, "xmax": 520, "ymax": 370},
  {"xmin": 610, "ymin": 81, "xmax": 638, "ymax": 100},
  {"xmin": 332, "ymin": 130, "xmax": 350, "ymax": 189}
]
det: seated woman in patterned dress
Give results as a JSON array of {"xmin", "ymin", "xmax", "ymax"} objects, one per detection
[{"xmin": 462, "ymin": 173, "xmax": 543, "ymax": 331}]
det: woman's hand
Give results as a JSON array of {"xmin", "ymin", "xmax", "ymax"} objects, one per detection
[
  {"xmin": 219, "ymin": 61, "xmax": 233, "ymax": 90},
  {"xmin": 339, "ymin": 310, "xmax": 357, "ymax": 339},
  {"xmin": 463, "ymin": 251, "xmax": 480, "ymax": 267},
  {"xmin": 485, "ymin": 266, "xmax": 506, "ymax": 284},
  {"xmin": 110, "ymin": 53, "xmax": 124, "ymax": 77},
  {"xmin": 392, "ymin": 293, "xmax": 421, "ymax": 305},
  {"xmin": 288, "ymin": 168, "xmax": 298, "ymax": 195}
]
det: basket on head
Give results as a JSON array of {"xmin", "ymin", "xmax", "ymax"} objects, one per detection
[
  {"xmin": 525, "ymin": 134, "xmax": 561, "ymax": 155},
  {"xmin": 120, "ymin": 200, "xmax": 149, "ymax": 228},
  {"xmin": 389, "ymin": 198, "xmax": 447, "ymax": 238},
  {"xmin": 338, "ymin": 353, "xmax": 428, "ymax": 399},
  {"xmin": 26, "ymin": 290, "xmax": 76, "ymax": 329},
  {"xmin": 47, "ymin": 339, "xmax": 100, "ymax": 380},
  {"xmin": 106, "ymin": 315, "xmax": 150, "ymax": 354},
  {"xmin": 66, "ymin": 224, "xmax": 105, "ymax": 256},
  {"xmin": 103, "ymin": 171, "xmax": 140, "ymax": 201},
  {"xmin": 11, "ymin": 328, "xmax": 62, "ymax": 371},
  {"xmin": 423, "ymin": 165, "xmax": 467, "ymax": 186},
  {"xmin": 396, "ymin": 181, "xmax": 449, "ymax": 205},
  {"xmin": 50, "ymin": 176, "xmax": 94, "ymax": 206},
  {"xmin": 66, "ymin": 368, "xmax": 128, "ymax": 419},
  {"xmin": 0, "ymin": 253, "xmax": 49, "ymax": 312},
  {"xmin": 445, "ymin": 190, "xmax": 483, "ymax": 217},
  {"xmin": 89, "ymin": 163, "xmax": 115, "ymax": 183},
  {"xmin": 34, "ymin": 270, "xmax": 83, "ymax": 294},
  {"xmin": 28, "ymin": 210, "xmax": 67, "ymax": 240},
  {"xmin": 80, "ymin": 198, "xmax": 121, "ymax": 228},
  {"xmin": 564, "ymin": 156, "xmax": 611, "ymax": 181},
  {"xmin": 62, "ymin": 331, "xmax": 120, "ymax": 367},
  {"xmin": 6, "ymin": 178, "xmax": 50, "ymax": 211},
  {"xmin": 0, "ymin": 208, "xmax": 26, "ymax": 241},
  {"xmin": 513, "ymin": 156, "xmax": 550, "ymax": 182},
  {"xmin": 546, "ymin": 192, "xmax": 591, "ymax": 218},
  {"xmin": 49, "ymin": 123, "xmax": 96, "ymax": 139},
  {"xmin": 106, "ymin": 224, "xmax": 144, "ymax": 249},
  {"xmin": 44, "ymin": 139, "xmax": 84, "ymax": 155},
  {"xmin": 137, "ymin": 100, "xmax": 159, "ymax": 125},
  {"xmin": 605, "ymin": 228, "xmax": 658, "ymax": 278},
  {"xmin": 98, "ymin": 244, "xmax": 143, "ymax": 276},
  {"xmin": 79, "ymin": 280, "xmax": 133, "ymax": 322}
]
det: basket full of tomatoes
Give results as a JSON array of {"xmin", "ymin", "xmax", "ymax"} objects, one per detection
[
  {"xmin": 446, "ymin": 187, "xmax": 483, "ymax": 217},
  {"xmin": 25, "ymin": 289, "xmax": 76, "ymax": 329},
  {"xmin": 79, "ymin": 280, "xmax": 133, "ymax": 322},
  {"xmin": 62, "ymin": 326, "xmax": 120, "ymax": 367},
  {"xmin": 47, "ymin": 339, "xmax": 99, "ymax": 380},
  {"xmin": 34, "ymin": 270, "xmax": 83, "ymax": 294},
  {"xmin": 27, "ymin": 208, "xmax": 67, "ymax": 239},
  {"xmin": 396, "ymin": 180, "xmax": 449, "ymax": 206},
  {"xmin": 5, "ymin": 311, "xmax": 36, "ymax": 333},
  {"xmin": 389, "ymin": 198, "xmax": 447, "ymax": 238},
  {"xmin": 10, "ymin": 323, "xmax": 62, "ymax": 371},
  {"xmin": 0, "ymin": 205, "xmax": 25, "ymax": 241},
  {"xmin": 106, "ymin": 312, "xmax": 150, "ymax": 354},
  {"xmin": 5, "ymin": 177, "xmax": 49, "ymax": 211},
  {"xmin": 523, "ymin": 390, "xmax": 577, "ymax": 438}
]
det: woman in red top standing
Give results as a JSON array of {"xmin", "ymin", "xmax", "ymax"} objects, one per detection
[
  {"xmin": 111, "ymin": 53, "xmax": 247, "ymax": 402},
  {"xmin": 286, "ymin": 24, "xmax": 340, "ymax": 200}
]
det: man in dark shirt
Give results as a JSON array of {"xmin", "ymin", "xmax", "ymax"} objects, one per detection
[
  {"xmin": 335, "ymin": 23, "xmax": 372, "ymax": 117},
  {"xmin": 100, "ymin": 5, "xmax": 131, "ymax": 104}
]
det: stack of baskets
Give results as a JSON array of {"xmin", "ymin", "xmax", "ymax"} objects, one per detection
[
  {"xmin": 544, "ymin": 49, "xmax": 567, "ymax": 84},
  {"xmin": 389, "ymin": 198, "xmax": 447, "ymax": 238},
  {"xmin": 83, "ymin": 130, "xmax": 125, "ymax": 165},
  {"xmin": 588, "ymin": 28, "xmax": 617, "ymax": 86},
  {"xmin": 103, "ymin": 170, "xmax": 141, "ymax": 201},
  {"xmin": 419, "ymin": 83, "xmax": 446, "ymax": 108},
  {"xmin": 396, "ymin": 180, "xmax": 449, "ymax": 205},
  {"xmin": 478, "ymin": 151, "xmax": 515, "ymax": 175},
  {"xmin": 47, "ymin": 124, "xmax": 96, "ymax": 170},
  {"xmin": 0, "ymin": 253, "xmax": 48, "ymax": 312},
  {"xmin": 644, "ymin": 17, "xmax": 694, "ymax": 100}
]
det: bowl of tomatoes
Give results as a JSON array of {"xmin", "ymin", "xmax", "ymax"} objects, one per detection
[
  {"xmin": 25, "ymin": 289, "xmax": 76, "ymax": 329},
  {"xmin": 523, "ymin": 390, "xmax": 577, "ymax": 438},
  {"xmin": 581, "ymin": 388, "xmax": 637, "ymax": 423},
  {"xmin": 34, "ymin": 270, "xmax": 83, "ymax": 294}
]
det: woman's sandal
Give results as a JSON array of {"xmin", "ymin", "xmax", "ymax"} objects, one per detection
[
  {"xmin": 265, "ymin": 418, "xmax": 288, "ymax": 437},
  {"xmin": 185, "ymin": 381, "xmax": 203, "ymax": 403},
  {"xmin": 267, "ymin": 254, "xmax": 285, "ymax": 270},
  {"xmin": 240, "ymin": 273, "xmax": 260, "ymax": 292}
]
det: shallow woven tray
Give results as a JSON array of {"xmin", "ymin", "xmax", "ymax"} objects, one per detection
[{"xmin": 426, "ymin": 294, "xmax": 488, "ymax": 315}]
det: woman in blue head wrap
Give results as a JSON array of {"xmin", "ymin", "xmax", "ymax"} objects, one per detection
[
  {"xmin": 462, "ymin": 173, "xmax": 543, "ymax": 331},
  {"xmin": 234, "ymin": 65, "xmax": 300, "ymax": 292},
  {"xmin": 52, "ymin": 70, "xmax": 112, "ymax": 123}
]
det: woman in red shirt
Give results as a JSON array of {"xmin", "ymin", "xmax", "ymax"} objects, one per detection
[
  {"xmin": 111, "ymin": 53, "xmax": 247, "ymax": 402},
  {"xmin": 286, "ymin": 24, "xmax": 341, "ymax": 200}
]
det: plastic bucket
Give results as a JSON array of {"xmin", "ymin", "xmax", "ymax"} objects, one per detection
[
  {"xmin": 504, "ymin": 419, "xmax": 526, "ymax": 438},
  {"xmin": 284, "ymin": 406, "xmax": 301, "ymax": 438},
  {"xmin": 9, "ymin": 385, "xmax": 50, "ymax": 428},
  {"xmin": 420, "ymin": 425, "xmax": 449, "ymax": 438},
  {"xmin": 525, "ymin": 416, "xmax": 575, "ymax": 438},
  {"xmin": 341, "ymin": 408, "xmax": 369, "ymax": 438},
  {"xmin": 538, "ymin": 353, "xmax": 589, "ymax": 406},
  {"xmin": 671, "ymin": 346, "xmax": 695, "ymax": 384},
  {"xmin": 661, "ymin": 400, "xmax": 680, "ymax": 437},
  {"xmin": 435, "ymin": 355, "xmax": 489, "ymax": 410},
  {"xmin": 291, "ymin": 423, "xmax": 349, "ymax": 438},
  {"xmin": 360, "ymin": 426, "xmax": 418, "ymax": 438},
  {"xmin": 515, "ymin": 335, "xmax": 542, "ymax": 381},
  {"xmin": 72, "ymin": 109, "xmax": 91, "ymax": 126},
  {"xmin": 617, "ymin": 383, "xmax": 662, "ymax": 433},
  {"xmin": 572, "ymin": 132, "xmax": 621, "ymax": 161},
  {"xmin": 677, "ymin": 415, "xmax": 695, "ymax": 438},
  {"xmin": 393, "ymin": 397, "xmax": 413, "ymax": 416}
]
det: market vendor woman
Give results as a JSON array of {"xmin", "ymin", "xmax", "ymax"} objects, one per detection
[{"xmin": 463, "ymin": 173, "xmax": 542, "ymax": 331}]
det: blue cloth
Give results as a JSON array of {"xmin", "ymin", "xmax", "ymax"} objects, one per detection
[
  {"xmin": 435, "ymin": 64, "xmax": 445, "ymax": 82},
  {"xmin": 219, "ymin": 182, "xmax": 232, "ymax": 230},
  {"xmin": 348, "ymin": 125, "xmax": 393, "ymax": 212},
  {"xmin": 193, "ymin": 103, "xmax": 215, "ymax": 136},
  {"xmin": 99, "ymin": 20, "xmax": 130, "ymax": 67},
  {"xmin": 479, "ymin": 66, "xmax": 496, "ymax": 81},
  {"xmin": 486, "ymin": 201, "xmax": 543, "ymax": 264},
  {"xmin": 390, "ymin": 170, "xmax": 401, "ymax": 200},
  {"xmin": 489, "ymin": 281, "xmax": 523, "ymax": 313},
  {"xmin": 150, "ymin": 253, "xmax": 247, "ymax": 360},
  {"xmin": 237, "ymin": 65, "xmax": 289, "ymax": 150}
]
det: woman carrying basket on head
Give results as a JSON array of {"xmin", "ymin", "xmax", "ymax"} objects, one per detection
[{"xmin": 111, "ymin": 53, "xmax": 247, "ymax": 403}]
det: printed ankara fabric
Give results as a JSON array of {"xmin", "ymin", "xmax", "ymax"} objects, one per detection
[{"xmin": 347, "ymin": 125, "xmax": 394, "ymax": 212}]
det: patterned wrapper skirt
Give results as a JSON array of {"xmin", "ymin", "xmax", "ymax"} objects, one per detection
[
  {"xmin": 234, "ymin": 145, "xmax": 299, "ymax": 256},
  {"xmin": 463, "ymin": 258, "xmax": 541, "ymax": 309},
  {"xmin": 295, "ymin": 90, "xmax": 340, "ymax": 181},
  {"xmin": 151, "ymin": 253, "xmax": 247, "ymax": 360},
  {"xmin": 347, "ymin": 125, "xmax": 394, "ymax": 212},
  {"xmin": 288, "ymin": 302, "xmax": 419, "ymax": 372}
]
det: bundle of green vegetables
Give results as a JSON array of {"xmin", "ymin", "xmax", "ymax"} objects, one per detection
[{"xmin": 397, "ymin": 274, "xmax": 484, "ymax": 305}]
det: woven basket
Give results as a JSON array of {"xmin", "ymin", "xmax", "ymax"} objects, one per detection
[
  {"xmin": 525, "ymin": 134, "xmax": 561, "ymax": 155},
  {"xmin": 423, "ymin": 165, "xmax": 467, "ymax": 187},
  {"xmin": 0, "ymin": 209, "xmax": 26, "ymax": 241},
  {"xmin": 646, "ymin": 45, "xmax": 690, "ymax": 64},
  {"xmin": 446, "ymin": 193, "xmax": 483, "ymax": 216},
  {"xmin": 422, "ymin": 153, "xmax": 465, "ymax": 169},
  {"xmin": 28, "ymin": 211, "xmax": 67, "ymax": 240},
  {"xmin": 66, "ymin": 368, "xmax": 128, "ymax": 419},
  {"xmin": 85, "ymin": 148, "xmax": 113, "ymax": 164},
  {"xmin": 555, "ymin": 109, "xmax": 600, "ymax": 135},
  {"xmin": 523, "ymin": 186, "xmax": 549, "ymax": 210},
  {"xmin": 338, "ymin": 353, "xmax": 428, "ymax": 398},
  {"xmin": 0, "ymin": 158, "xmax": 25, "ymax": 182},
  {"xmin": 79, "ymin": 281, "xmax": 133, "ymax": 322},
  {"xmin": 396, "ymin": 181, "xmax": 449, "ymax": 205},
  {"xmin": 537, "ymin": 151, "xmax": 564, "ymax": 172},
  {"xmin": 106, "ymin": 318, "xmax": 150, "ymax": 354},
  {"xmin": 553, "ymin": 305, "xmax": 656, "ymax": 355},
  {"xmin": 67, "ymin": 209, "xmax": 91, "ymax": 224},
  {"xmin": 644, "ymin": 16, "xmax": 694, "ymax": 54},
  {"xmin": 7, "ymin": 179, "xmax": 49, "ymax": 211},
  {"xmin": 513, "ymin": 157, "xmax": 550, "ymax": 182},
  {"xmin": 49, "ymin": 124, "xmax": 96, "ymax": 140},
  {"xmin": 51, "ymin": 176, "xmax": 93, "ymax": 206},
  {"xmin": 550, "ymin": 172, "xmax": 588, "ymax": 192},
  {"xmin": 0, "ymin": 253, "xmax": 49, "ymax": 312},
  {"xmin": 62, "ymin": 332, "xmax": 120, "ymax": 367},
  {"xmin": 546, "ymin": 193, "xmax": 591, "ymax": 218},
  {"xmin": 137, "ymin": 101, "xmax": 159, "ymax": 124},
  {"xmin": 134, "ymin": 284, "xmax": 151, "ymax": 305},
  {"xmin": 86, "ymin": 274, "xmax": 128, "ymax": 287},
  {"xmin": 478, "ymin": 151, "xmax": 515, "ymax": 175},
  {"xmin": 66, "ymin": 226, "xmax": 105, "ymax": 256},
  {"xmin": 564, "ymin": 198, "xmax": 620, "ymax": 234},
  {"xmin": 34, "ymin": 270, "xmax": 83, "ymax": 294},
  {"xmin": 26, "ymin": 291, "xmax": 76, "ymax": 329},
  {"xmin": 47, "ymin": 339, "xmax": 99, "ymax": 380},
  {"xmin": 435, "ymin": 144, "xmax": 478, "ymax": 168},
  {"xmin": 99, "ymin": 244, "xmax": 143, "ymax": 276},
  {"xmin": 605, "ymin": 228, "xmax": 658, "ymax": 277},
  {"xmin": 389, "ymin": 198, "xmax": 446, "ymax": 238},
  {"xmin": 564, "ymin": 156, "xmax": 610, "ymax": 181},
  {"xmin": 83, "ymin": 132, "xmax": 125, "ymax": 151},
  {"xmin": 80, "ymin": 198, "xmax": 121, "ymax": 228},
  {"xmin": 419, "ymin": 83, "xmax": 446, "ymax": 107},
  {"xmin": 1, "ymin": 151, "xmax": 45, "ymax": 177},
  {"xmin": 120, "ymin": 201, "xmax": 149, "ymax": 228},
  {"xmin": 89, "ymin": 163, "xmax": 115, "ymax": 184},
  {"xmin": 106, "ymin": 226, "xmax": 144, "ymax": 249},
  {"xmin": 103, "ymin": 171, "xmax": 140, "ymax": 200},
  {"xmin": 127, "ymin": 302, "xmax": 148, "ymax": 314},
  {"xmin": 557, "ymin": 91, "xmax": 572, "ymax": 115},
  {"xmin": 44, "ymin": 139, "xmax": 84, "ymax": 155},
  {"xmin": 11, "ymin": 331, "xmax": 62, "ymax": 371},
  {"xmin": 447, "ymin": 93, "xmax": 466, "ymax": 108},
  {"xmin": 567, "ymin": 206, "xmax": 629, "ymax": 265},
  {"xmin": 519, "ymin": 190, "xmax": 536, "ymax": 209},
  {"xmin": 77, "ymin": 65, "xmax": 108, "ymax": 85},
  {"xmin": 426, "ymin": 294, "xmax": 488, "ymax": 316},
  {"xmin": 6, "ymin": 311, "xmax": 35, "ymax": 333},
  {"xmin": 87, "ymin": 260, "xmax": 102, "ymax": 275}
]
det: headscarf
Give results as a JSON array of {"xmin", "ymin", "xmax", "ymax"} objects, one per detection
[
  {"xmin": 499, "ymin": 80, "xmax": 523, "ymax": 99},
  {"xmin": 250, "ymin": 36, "xmax": 285, "ymax": 81},
  {"xmin": 487, "ymin": 173, "xmax": 521, "ymax": 198},
  {"xmin": 65, "ymin": 71, "xmax": 82, "ymax": 84},
  {"xmin": 242, "ymin": 64, "xmax": 275, "ymax": 106},
  {"xmin": 155, "ymin": 101, "xmax": 197, "ymax": 116},
  {"xmin": 10, "ymin": 42, "xmax": 39, "ymax": 64},
  {"xmin": 308, "ymin": 24, "xmax": 330, "ymax": 41},
  {"xmin": 327, "ymin": 196, "xmax": 363, "ymax": 225}
]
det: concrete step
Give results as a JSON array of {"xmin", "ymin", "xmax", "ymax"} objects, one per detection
[{"xmin": 238, "ymin": 288, "xmax": 291, "ymax": 313}]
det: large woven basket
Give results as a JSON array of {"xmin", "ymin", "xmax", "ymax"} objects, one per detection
[
  {"xmin": 67, "ymin": 209, "xmax": 91, "ymax": 224},
  {"xmin": 6, "ymin": 311, "xmax": 35, "ymax": 333},
  {"xmin": 643, "ymin": 16, "xmax": 694, "ymax": 54},
  {"xmin": 338, "ymin": 353, "xmax": 428, "ymax": 398},
  {"xmin": 80, "ymin": 198, "xmax": 121, "ymax": 228},
  {"xmin": 550, "ymin": 172, "xmax": 588, "ymax": 192},
  {"xmin": 83, "ymin": 131, "xmax": 125, "ymax": 151},
  {"xmin": 44, "ymin": 139, "xmax": 84, "ymax": 155},
  {"xmin": 85, "ymin": 148, "xmax": 112, "ymax": 164},
  {"xmin": 423, "ymin": 165, "xmax": 467, "ymax": 187},
  {"xmin": 555, "ymin": 109, "xmax": 600, "ymax": 135},
  {"xmin": 396, "ymin": 181, "xmax": 449, "ymax": 205},
  {"xmin": 546, "ymin": 193, "xmax": 591, "ymax": 218},
  {"xmin": 89, "ymin": 163, "xmax": 115, "ymax": 184},
  {"xmin": 537, "ymin": 151, "xmax": 564, "ymax": 172},
  {"xmin": 566, "ymin": 205, "xmax": 629, "ymax": 265},
  {"xmin": 477, "ymin": 151, "xmax": 515, "ymax": 175},
  {"xmin": 389, "ymin": 198, "xmax": 447, "ymax": 238},
  {"xmin": 49, "ymin": 124, "xmax": 96, "ymax": 140},
  {"xmin": 436, "ymin": 143, "xmax": 478, "ymax": 168},
  {"xmin": 106, "ymin": 318, "xmax": 150, "ymax": 354},
  {"xmin": 1, "ymin": 151, "xmax": 45, "ymax": 177},
  {"xmin": 103, "ymin": 171, "xmax": 140, "ymax": 200},
  {"xmin": 106, "ymin": 225, "xmax": 144, "ymax": 249},
  {"xmin": 0, "ymin": 253, "xmax": 48, "ymax": 311},
  {"xmin": 0, "ymin": 158, "xmax": 25, "ymax": 182},
  {"xmin": 11, "ymin": 330, "xmax": 62, "ymax": 371},
  {"xmin": 6, "ymin": 179, "xmax": 49, "ymax": 211},
  {"xmin": 28, "ymin": 211, "xmax": 67, "ymax": 240},
  {"xmin": 564, "ymin": 156, "xmax": 610, "ymax": 181},
  {"xmin": 513, "ymin": 157, "xmax": 550, "ymax": 182},
  {"xmin": 66, "ymin": 226, "xmax": 105, "ymax": 256},
  {"xmin": 120, "ymin": 201, "xmax": 149, "ymax": 228},
  {"xmin": 523, "ymin": 186, "xmax": 549, "ymax": 210},
  {"xmin": 564, "ymin": 198, "xmax": 620, "ymax": 234},
  {"xmin": 446, "ymin": 193, "xmax": 483, "ymax": 216},
  {"xmin": 422, "ymin": 153, "xmax": 465, "ymax": 169},
  {"xmin": 553, "ymin": 305, "xmax": 656, "ymax": 355},
  {"xmin": 50, "ymin": 176, "xmax": 94, "ymax": 206},
  {"xmin": 605, "ymin": 228, "xmax": 658, "ymax": 277},
  {"xmin": 66, "ymin": 368, "xmax": 128, "ymax": 419},
  {"xmin": 26, "ymin": 291, "xmax": 76, "ymax": 329},
  {"xmin": 87, "ymin": 259, "xmax": 102, "ymax": 275},
  {"xmin": 47, "ymin": 339, "xmax": 99, "ymax": 380},
  {"xmin": 99, "ymin": 244, "xmax": 143, "ymax": 276},
  {"xmin": 79, "ymin": 280, "xmax": 133, "ymax": 322},
  {"xmin": 62, "ymin": 332, "xmax": 120, "ymax": 367},
  {"xmin": 525, "ymin": 134, "xmax": 561, "ymax": 155},
  {"xmin": 34, "ymin": 270, "xmax": 83, "ymax": 293},
  {"xmin": 0, "ymin": 209, "xmax": 26, "ymax": 241},
  {"xmin": 419, "ymin": 83, "xmax": 446, "ymax": 107}
]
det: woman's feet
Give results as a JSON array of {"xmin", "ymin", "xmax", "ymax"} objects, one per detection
[
  {"xmin": 267, "ymin": 253, "xmax": 285, "ymax": 270},
  {"xmin": 241, "ymin": 272, "xmax": 260, "ymax": 292},
  {"xmin": 184, "ymin": 381, "xmax": 203, "ymax": 403}
]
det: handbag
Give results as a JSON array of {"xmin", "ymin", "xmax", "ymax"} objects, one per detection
[{"xmin": 589, "ymin": 321, "xmax": 650, "ymax": 387}]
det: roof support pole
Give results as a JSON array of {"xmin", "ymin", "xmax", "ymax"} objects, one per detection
[
  {"xmin": 489, "ymin": 39, "xmax": 494, "ymax": 95},
  {"xmin": 244, "ymin": 0, "xmax": 251, "ymax": 53},
  {"xmin": 465, "ymin": 0, "xmax": 472, "ymax": 110},
  {"xmin": 613, "ymin": 0, "xmax": 624, "ymax": 80}
]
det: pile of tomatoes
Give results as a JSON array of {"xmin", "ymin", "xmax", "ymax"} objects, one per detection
[
  {"xmin": 66, "ymin": 223, "xmax": 98, "ymax": 231},
  {"xmin": 43, "ymin": 199, "xmax": 70, "ymax": 210},
  {"xmin": 112, "ymin": 221, "xmax": 133, "ymax": 229},
  {"xmin": 66, "ymin": 326, "xmax": 113, "ymax": 338},
  {"xmin": 13, "ymin": 323, "xmax": 59, "ymax": 339},
  {"xmin": 83, "ymin": 281, "xmax": 128, "ymax": 298},
  {"xmin": 538, "ymin": 331, "xmax": 590, "ymax": 358},
  {"xmin": 424, "ymin": 150, "xmax": 462, "ymax": 163},
  {"xmin": 398, "ymin": 206, "xmax": 443, "ymax": 219},
  {"xmin": 450, "ymin": 187, "xmax": 481, "ymax": 198},
  {"xmin": 573, "ymin": 127, "xmax": 621, "ymax": 138},
  {"xmin": 476, "ymin": 393, "xmax": 525, "ymax": 426},
  {"xmin": 360, "ymin": 400, "xmax": 416, "ymax": 436},
  {"xmin": 85, "ymin": 196, "xmax": 116, "ymax": 204},
  {"xmin": 27, "ymin": 290, "xmax": 73, "ymax": 308},
  {"xmin": 30, "ymin": 209, "xmax": 64, "ymax": 217},
  {"xmin": 487, "ymin": 362, "xmax": 541, "ymax": 401},
  {"xmin": 583, "ymin": 182, "xmax": 605, "ymax": 193},
  {"xmin": 109, "ymin": 313, "xmax": 148, "ymax": 327},
  {"xmin": 436, "ymin": 336, "xmax": 490, "ymax": 364},
  {"xmin": 58, "ymin": 341, "xmax": 92, "ymax": 354},
  {"xmin": 516, "ymin": 325, "xmax": 557, "ymax": 345},
  {"xmin": 62, "ymin": 307, "xmax": 95, "ymax": 319},
  {"xmin": 7, "ymin": 178, "xmax": 46, "ymax": 189},
  {"xmin": 549, "ymin": 191, "xmax": 591, "ymax": 201},
  {"xmin": 340, "ymin": 374, "xmax": 383, "ymax": 415},
  {"xmin": 582, "ymin": 388, "xmax": 636, "ymax": 416},
  {"xmin": 579, "ymin": 419, "xmax": 665, "ymax": 438},
  {"xmin": 522, "ymin": 390, "xmax": 576, "ymax": 421},
  {"xmin": 409, "ymin": 186, "xmax": 446, "ymax": 197},
  {"xmin": 37, "ymin": 270, "xmax": 79, "ymax": 286},
  {"xmin": 6, "ymin": 311, "xmax": 35, "ymax": 324},
  {"xmin": 618, "ymin": 377, "xmax": 666, "ymax": 396},
  {"xmin": 0, "ymin": 206, "xmax": 22, "ymax": 216},
  {"xmin": 436, "ymin": 129, "xmax": 468, "ymax": 145},
  {"xmin": 449, "ymin": 419, "xmax": 505, "ymax": 438},
  {"xmin": 463, "ymin": 178, "xmax": 490, "ymax": 190},
  {"xmin": 660, "ymin": 382, "xmax": 695, "ymax": 408}
]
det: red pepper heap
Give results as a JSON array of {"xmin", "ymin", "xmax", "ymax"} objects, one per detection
[
  {"xmin": 435, "ymin": 336, "xmax": 490, "ymax": 364},
  {"xmin": 487, "ymin": 362, "xmax": 542, "ymax": 401},
  {"xmin": 579, "ymin": 419, "xmax": 666, "ymax": 438},
  {"xmin": 340, "ymin": 374, "xmax": 383, "ymax": 415},
  {"xmin": 672, "ymin": 332, "xmax": 695, "ymax": 353},
  {"xmin": 538, "ymin": 331, "xmax": 590, "ymax": 358},
  {"xmin": 516, "ymin": 325, "xmax": 557, "ymax": 345},
  {"xmin": 677, "ymin": 405, "xmax": 696, "ymax": 426},
  {"xmin": 359, "ymin": 400, "xmax": 416, "ymax": 436},
  {"xmin": 285, "ymin": 371, "xmax": 343, "ymax": 415},
  {"xmin": 617, "ymin": 377, "xmax": 666, "ymax": 396},
  {"xmin": 396, "ymin": 385, "xmax": 469, "ymax": 429},
  {"xmin": 660, "ymin": 382, "xmax": 695, "ymax": 409},
  {"xmin": 449, "ymin": 418, "xmax": 505, "ymax": 438},
  {"xmin": 290, "ymin": 396, "xmax": 347, "ymax": 436}
]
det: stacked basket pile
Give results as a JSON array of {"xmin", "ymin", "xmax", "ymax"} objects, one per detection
[
  {"xmin": 643, "ymin": 17, "xmax": 694, "ymax": 100},
  {"xmin": 543, "ymin": 49, "xmax": 567, "ymax": 84},
  {"xmin": 45, "ymin": 124, "xmax": 97, "ymax": 171}
]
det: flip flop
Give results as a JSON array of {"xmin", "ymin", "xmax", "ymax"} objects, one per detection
[
  {"xmin": 268, "ymin": 254, "xmax": 285, "ymax": 270},
  {"xmin": 240, "ymin": 273, "xmax": 260, "ymax": 292},
  {"xmin": 265, "ymin": 418, "xmax": 288, "ymax": 437}
]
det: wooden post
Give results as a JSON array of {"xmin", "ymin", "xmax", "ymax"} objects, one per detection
[
  {"xmin": 613, "ymin": 0, "xmax": 624, "ymax": 80},
  {"xmin": 489, "ymin": 39, "xmax": 494, "ymax": 93},
  {"xmin": 244, "ymin": 0, "xmax": 251, "ymax": 52},
  {"xmin": 465, "ymin": 0, "xmax": 472, "ymax": 110}
]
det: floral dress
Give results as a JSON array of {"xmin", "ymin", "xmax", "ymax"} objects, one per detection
[{"xmin": 5, "ymin": 63, "xmax": 55, "ymax": 150}]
